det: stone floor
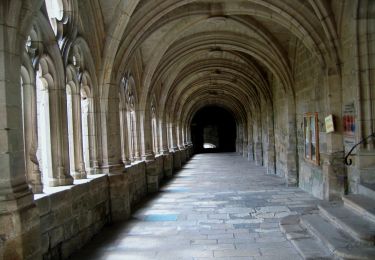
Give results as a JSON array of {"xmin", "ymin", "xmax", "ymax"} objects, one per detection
[{"xmin": 69, "ymin": 153, "xmax": 321, "ymax": 260}]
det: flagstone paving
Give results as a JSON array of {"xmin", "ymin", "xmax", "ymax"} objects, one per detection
[{"xmin": 70, "ymin": 153, "xmax": 321, "ymax": 260}]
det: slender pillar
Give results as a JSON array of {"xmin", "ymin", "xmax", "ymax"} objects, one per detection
[
  {"xmin": 120, "ymin": 107, "xmax": 131, "ymax": 165},
  {"xmin": 170, "ymin": 122, "xmax": 181, "ymax": 170},
  {"xmin": 140, "ymin": 110, "xmax": 155, "ymax": 162},
  {"xmin": 69, "ymin": 92, "xmax": 87, "ymax": 179},
  {"xmin": 22, "ymin": 82, "xmax": 43, "ymax": 193},
  {"xmin": 159, "ymin": 117, "xmax": 170, "ymax": 154},
  {"xmin": 47, "ymin": 86, "xmax": 74, "ymax": 186},
  {"xmin": 88, "ymin": 97, "xmax": 101, "ymax": 173}
]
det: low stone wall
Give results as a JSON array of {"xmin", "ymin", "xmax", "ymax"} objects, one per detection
[
  {"xmin": 34, "ymin": 149, "xmax": 193, "ymax": 259},
  {"xmin": 155, "ymin": 155, "xmax": 165, "ymax": 182},
  {"xmin": 35, "ymin": 175, "xmax": 110, "ymax": 259},
  {"xmin": 127, "ymin": 161, "xmax": 147, "ymax": 208}
]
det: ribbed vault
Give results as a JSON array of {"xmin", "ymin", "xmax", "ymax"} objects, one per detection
[
  {"xmin": 86, "ymin": 0, "xmax": 342, "ymax": 169},
  {"xmin": 93, "ymin": 0, "xmax": 339, "ymax": 138}
]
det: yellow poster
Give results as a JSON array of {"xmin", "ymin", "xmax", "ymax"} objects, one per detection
[{"xmin": 325, "ymin": 114, "xmax": 334, "ymax": 133}]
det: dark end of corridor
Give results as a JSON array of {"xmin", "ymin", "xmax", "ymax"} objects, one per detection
[{"xmin": 191, "ymin": 106, "xmax": 237, "ymax": 154}]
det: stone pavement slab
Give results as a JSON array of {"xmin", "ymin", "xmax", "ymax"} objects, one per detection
[{"xmin": 69, "ymin": 153, "xmax": 320, "ymax": 260}]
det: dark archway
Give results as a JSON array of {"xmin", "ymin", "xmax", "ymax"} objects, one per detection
[{"xmin": 191, "ymin": 106, "xmax": 236, "ymax": 153}]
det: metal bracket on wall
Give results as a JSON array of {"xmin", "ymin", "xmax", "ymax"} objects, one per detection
[{"xmin": 344, "ymin": 133, "xmax": 375, "ymax": 166}]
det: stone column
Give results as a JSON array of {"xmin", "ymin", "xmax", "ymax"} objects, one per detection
[
  {"xmin": 159, "ymin": 117, "xmax": 170, "ymax": 154},
  {"xmin": 159, "ymin": 119, "xmax": 173, "ymax": 177},
  {"xmin": 170, "ymin": 122, "xmax": 181, "ymax": 170},
  {"xmin": 81, "ymin": 96, "xmax": 100, "ymax": 174},
  {"xmin": 140, "ymin": 109, "xmax": 160, "ymax": 192},
  {"xmin": 322, "ymin": 72, "xmax": 345, "ymax": 200},
  {"xmin": 69, "ymin": 92, "xmax": 87, "ymax": 179},
  {"xmin": 242, "ymin": 122, "xmax": 248, "ymax": 158},
  {"xmin": 22, "ymin": 82, "xmax": 43, "ymax": 193},
  {"xmin": 139, "ymin": 109, "xmax": 155, "ymax": 162},
  {"xmin": 88, "ymin": 97, "xmax": 101, "ymax": 174},
  {"xmin": 285, "ymin": 101, "xmax": 298, "ymax": 186},
  {"xmin": 47, "ymin": 87, "xmax": 74, "ymax": 186},
  {"xmin": 266, "ymin": 106, "xmax": 276, "ymax": 174},
  {"xmin": 99, "ymin": 85, "xmax": 125, "ymax": 174},
  {"xmin": 247, "ymin": 114, "xmax": 254, "ymax": 161},
  {"xmin": 119, "ymin": 107, "xmax": 131, "ymax": 165},
  {"xmin": 0, "ymin": 15, "xmax": 41, "ymax": 259},
  {"xmin": 133, "ymin": 112, "xmax": 142, "ymax": 161},
  {"xmin": 177, "ymin": 123, "xmax": 187, "ymax": 164},
  {"xmin": 254, "ymin": 117, "xmax": 263, "ymax": 166}
]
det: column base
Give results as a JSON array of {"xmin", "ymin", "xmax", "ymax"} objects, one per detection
[
  {"xmin": 100, "ymin": 163, "xmax": 125, "ymax": 175},
  {"xmin": 71, "ymin": 170, "xmax": 87, "ymax": 180},
  {"xmin": 123, "ymin": 159, "xmax": 132, "ymax": 166},
  {"xmin": 48, "ymin": 176, "xmax": 74, "ymax": 187},
  {"xmin": 0, "ymin": 189, "xmax": 41, "ymax": 260},
  {"xmin": 30, "ymin": 183, "xmax": 43, "ymax": 194},
  {"xmin": 142, "ymin": 153, "xmax": 155, "ymax": 162}
]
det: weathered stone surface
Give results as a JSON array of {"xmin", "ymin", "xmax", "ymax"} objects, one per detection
[
  {"xmin": 69, "ymin": 154, "xmax": 319, "ymax": 259},
  {"xmin": 1, "ymin": 1, "xmax": 375, "ymax": 260}
]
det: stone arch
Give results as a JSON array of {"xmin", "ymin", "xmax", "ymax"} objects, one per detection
[
  {"xmin": 36, "ymin": 54, "xmax": 73, "ymax": 186},
  {"xmin": 21, "ymin": 11, "xmax": 73, "ymax": 188},
  {"xmin": 70, "ymin": 37, "xmax": 101, "ymax": 173}
]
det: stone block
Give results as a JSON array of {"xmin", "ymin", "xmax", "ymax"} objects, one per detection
[
  {"xmin": 54, "ymin": 205, "xmax": 73, "ymax": 225},
  {"xmin": 72, "ymin": 196, "xmax": 88, "ymax": 216},
  {"xmin": 50, "ymin": 190, "xmax": 72, "ymax": 210},
  {"xmin": 49, "ymin": 226, "xmax": 64, "ymax": 248},
  {"xmin": 40, "ymin": 213, "xmax": 55, "ymax": 233},
  {"xmin": 63, "ymin": 218, "xmax": 79, "ymax": 240},
  {"xmin": 60, "ymin": 234, "xmax": 81, "ymax": 259},
  {"xmin": 78, "ymin": 210, "xmax": 93, "ymax": 230},
  {"xmin": 71, "ymin": 182, "xmax": 90, "ymax": 199},
  {"xmin": 40, "ymin": 233, "xmax": 49, "ymax": 255},
  {"xmin": 35, "ymin": 196, "xmax": 51, "ymax": 216},
  {"xmin": 111, "ymin": 198, "xmax": 131, "ymax": 222},
  {"xmin": 92, "ymin": 203, "xmax": 107, "ymax": 222},
  {"xmin": 0, "ymin": 212, "xmax": 16, "ymax": 238}
]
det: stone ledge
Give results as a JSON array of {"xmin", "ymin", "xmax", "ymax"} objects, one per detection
[{"xmin": 34, "ymin": 174, "xmax": 107, "ymax": 201}]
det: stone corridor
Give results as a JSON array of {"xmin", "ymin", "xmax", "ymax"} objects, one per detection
[{"xmin": 70, "ymin": 153, "xmax": 320, "ymax": 260}]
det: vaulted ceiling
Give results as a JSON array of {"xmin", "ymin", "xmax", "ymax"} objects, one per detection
[{"xmin": 78, "ymin": 0, "xmax": 341, "ymax": 124}]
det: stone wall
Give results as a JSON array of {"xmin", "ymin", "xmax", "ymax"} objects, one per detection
[
  {"xmin": 272, "ymin": 36, "xmax": 329, "ymax": 198},
  {"xmin": 127, "ymin": 161, "xmax": 147, "ymax": 208},
  {"xmin": 293, "ymin": 41, "xmax": 326, "ymax": 198},
  {"xmin": 35, "ymin": 175, "xmax": 110, "ymax": 259},
  {"xmin": 33, "ymin": 150, "xmax": 191, "ymax": 259}
]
